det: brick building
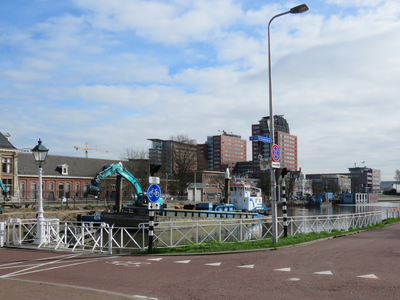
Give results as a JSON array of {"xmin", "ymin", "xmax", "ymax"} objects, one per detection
[
  {"xmin": 198, "ymin": 131, "xmax": 246, "ymax": 172},
  {"xmin": 0, "ymin": 133, "xmax": 19, "ymax": 199},
  {"xmin": 252, "ymin": 116, "xmax": 298, "ymax": 172}
]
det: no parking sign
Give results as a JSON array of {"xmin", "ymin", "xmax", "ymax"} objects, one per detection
[{"xmin": 271, "ymin": 144, "xmax": 280, "ymax": 162}]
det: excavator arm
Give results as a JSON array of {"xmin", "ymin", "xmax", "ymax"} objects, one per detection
[
  {"xmin": 88, "ymin": 162, "xmax": 144, "ymax": 205},
  {"xmin": 0, "ymin": 181, "xmax": 9, "ymax": 193}
]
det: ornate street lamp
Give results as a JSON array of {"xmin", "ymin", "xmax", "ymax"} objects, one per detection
[
  {"xmin": 32, "ymin": 139, "xmax": 49, "ymax": 245},
  {"xmin": 268, "ymin": 4, "xmax": 309, "ymax": 243}
]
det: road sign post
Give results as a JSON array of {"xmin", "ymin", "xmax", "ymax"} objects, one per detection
[{"xmin": 147, "ymin": 183, "xmax": 161, "ymax": 252}]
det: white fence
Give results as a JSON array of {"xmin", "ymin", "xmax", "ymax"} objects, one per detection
[{"xmin": 1, "ymin": 211, "xmax": 382, "ymax": 254}]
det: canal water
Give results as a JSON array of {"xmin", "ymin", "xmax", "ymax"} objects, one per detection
[{"xmin": 283, "ymin": 201, "xmax": 400, "ymax": 220}]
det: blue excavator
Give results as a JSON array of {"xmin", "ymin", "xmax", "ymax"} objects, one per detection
[
  {"xmin": 87, "ymin": 162, "xmax": 163, "ymax": 207},
  {"xmin": 0, "ymin": 181, "xmax": 9, "ymax": 194}
]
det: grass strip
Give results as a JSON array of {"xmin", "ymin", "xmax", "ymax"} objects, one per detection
[{"xmin": 134, "ymin": 217, "xmax": 400, "ymax": 255}]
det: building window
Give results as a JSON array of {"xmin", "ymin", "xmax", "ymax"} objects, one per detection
[
  {"xmin": 75, "ymin": 184, "xmax": 79, "ymax": 197},
  {"xmin": 2, "ymin": 157, "xmax": 12, "ymax": 173},
  {"xmin": 66, "ymin": 184, "xmax": 70, "ymax": 198},
  {"xmin": 31, "ymin": 183, "xmax": 37, "ymax": 199},
  {"xmin": 59, "ymin": 183, "xmax": 64, "ymax": 198},
  {"xmin": 20, "ymin": 182, "xmax": 25, "ymax": 198}
]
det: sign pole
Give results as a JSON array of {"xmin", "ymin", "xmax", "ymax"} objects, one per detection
[
  {"xmin": 282, "ymin": 179, "xmax": 287, "ymax": 237},
  {"xmin": 149, "ymin": 209, "xmax": 154, "ymax": 251},
  {"xmin": 147, "ymin": 182, "xmax": 161, "ymax": 252}
]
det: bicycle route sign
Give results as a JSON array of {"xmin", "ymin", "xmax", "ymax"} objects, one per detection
[
  {"xmin": 271, "ymin": 144, "xmax": 280, "ymax": 162},
  {"xmin": 147, "ymin": 184, "xmax": 161, "ymax": 203}
]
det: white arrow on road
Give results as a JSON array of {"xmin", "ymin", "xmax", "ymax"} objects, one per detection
[{"xmin": 314, "ymin": 271, "xmax": 333, "ymax": 275}]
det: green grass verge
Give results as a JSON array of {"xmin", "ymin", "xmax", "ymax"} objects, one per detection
[{"xmin": 134, "ymin": 217, "xmax": 400, "ymax": 255}]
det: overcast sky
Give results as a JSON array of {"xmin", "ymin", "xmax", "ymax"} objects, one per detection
[{"xmin": 1, "ymin": 0, "xmax": 399, "ymax": 181}]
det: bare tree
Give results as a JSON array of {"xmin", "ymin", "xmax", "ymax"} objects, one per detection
[
  {"xmin": 169, "ymin": 134, "xmax": 196, "ymax": 145},
  {"xmin": 259, "ymin": 172, "xmax": 271, "ymax": 200},
  {"xmin": 119, "ymin": 148, "xmax": 149, "ymax": 190},
  {"xmin": 168, "ymin": 136, "xmax": 198, "ymax": 196},
  {"xmin": 395, "ymin": 169, "xmax": 400, "ymax": 183},
  {"xmin": 311, "ymin": 180, "xmax": 324, "ymax": 195}
]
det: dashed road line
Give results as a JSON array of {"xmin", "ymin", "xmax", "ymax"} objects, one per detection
[
  {"xmin": 236, "ymin": 264, "xmax": 254, "ymax": 269},
  {"xmin": 204, "ymin": 262, "xmax": 221, "ymax": 267},
  {"xmin": 174, "ymin": 260, "xmax": 191, "ymax": 264},
  {"xmin": 357, "ymin": 274, "xmax": 379, "ymax": 279},
  {"xmin": 314, "ymin": 270, "xmax": 333, "ymax": 275},
  {"xmin": 274, "ymin": 267, "xmax": 291, "ymax": 272}
]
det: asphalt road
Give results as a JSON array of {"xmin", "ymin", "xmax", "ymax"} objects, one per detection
[{"xmin": 0, "ymin": 223, "xmax": 399, "ymax": 300}]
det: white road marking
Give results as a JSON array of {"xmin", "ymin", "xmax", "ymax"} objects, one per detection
[
  {"xmin": 274, "ymin": 267, "xmax": 291, "ymax": 272},
  {"xmin": 204, "ymin": 262, "xmax": 221, "ymax": 267},
  {"xmin": 289, "ymin": 278, "xmax": 301, "ymax": 281},
  {"xmin": 314, "ymin": 271, "xmax": 333, "ymax": 275},
  {"xmin": 174, "ymin": 260, "xmax": 191, "ymax": 264},
  {"xmin": 357, "ymin": 274, "xmax": 379, "ymax": 279},
  {"xmin": 237, "ymin": 264, "xmax": 254, "ymax": 269},
  {"xmin": 146, "ymin": 258, "xmax": 163, "ymax": 261},
  {"xmin": 0, "ymin": 255, "xmax": 116, "ymax": 279},
  {"xmin": 0, "ymin": 254, "xmax": 82, "ymax": 270}
]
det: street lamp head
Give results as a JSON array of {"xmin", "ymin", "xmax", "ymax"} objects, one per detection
[
  {"xmin": 290, "ymin": 4, "xmax": 309, "ymax": 14},
  {"xmin": 32, "ymin": 139, "xmax": 49, "ymax": 164}
]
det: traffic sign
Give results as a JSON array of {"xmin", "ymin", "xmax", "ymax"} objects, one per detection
[
  {"xmin": 271, "ymin": 161, "xmax": 281, "ymax": 168},
  {"xmin": 249, "ymin": 135, "xmax": 272, "ymax": 143},
  {"xmin": 147, "ymin": 184, "xmax": 161, "ymax": 203},
  {"xmin": 148, "ymin": 202, "xmax": 160, "ymax": 210},
  {"xmin": 149, "ymin": 176, "xmax": 160, "ymax": 184},
  {"xmin": 271, "ymin": 144, "xmax": 280, "ymax": 162},
  {"xmin": 259, "ymin": 136, "xmax": 272, "ymax": 143}
]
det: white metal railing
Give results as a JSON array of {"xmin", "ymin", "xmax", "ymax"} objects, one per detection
[{"xmin": 2, "ymin": 211, "xmax": 382, "ymax": 253}]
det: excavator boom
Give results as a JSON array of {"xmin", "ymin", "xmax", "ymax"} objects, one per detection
[
  {"xmin": 0, "ymin": 181, "xmax": 9, "ymax": 193},
  {"xmin": 88, "ymin": 162, "xmax": 144, "ymax": 205}
]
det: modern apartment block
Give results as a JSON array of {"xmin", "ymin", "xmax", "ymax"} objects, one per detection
[
  {"xmin": 198, "ymin": 131, "xmax": 247, "ymax": 172},
  {"xmin": 252, "ymin": 115, "xmax": 298, "ymax": 171},
  {"xmin": 347, "ymin": 166, "xmax": 381, "ymax": 194},
  {"xmin": 148, "ymin": 139, "xmax": 198, "ymax": 174}
]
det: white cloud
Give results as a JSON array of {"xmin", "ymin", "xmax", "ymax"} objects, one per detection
[
  {"xmin": 74, "ymin": 0, "xmax": 243, "ymax": 44},
  {"xmin": 2, "ymin": 0, "xmax": 400, "ymax": 181}
]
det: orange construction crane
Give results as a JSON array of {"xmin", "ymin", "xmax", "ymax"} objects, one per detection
[{"xmin": 74, "ymin": 142, "xmax": 113, "ymax": 158}]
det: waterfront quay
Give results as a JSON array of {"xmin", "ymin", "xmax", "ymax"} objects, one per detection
[{"xmin": 1, "ymin": 222, "xmax": 399, "ymax": 300}]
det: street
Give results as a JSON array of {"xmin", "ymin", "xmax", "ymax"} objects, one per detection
[{"xmin": 0, "ymin": 223, "xmax": 399, "ymax": 299}]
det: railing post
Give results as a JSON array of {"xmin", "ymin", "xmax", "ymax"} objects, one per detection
[
  {"xmin": 170, "ymin": 223, "xmax": 173, "ymax": 247},
  {"xmin": 108, "ymin": 226, "xmax": 112, "ymax": 254},
  {"xmin": 196, "ymin": 221, "xmax": 199, "ymax": 245},
  {"xmin": 219, "ymin": 221, "xmax": 222, "ymax": 242},
  {"xmin": 81, "ymin": 223, "xmax": 85, "ymax": 248},
  {"xmin": 240, "ymin": 220, "xmax": 243, "ymax": 242},
  {"xmin": 290, "ymin": 218, "xmax": 293, "ymax": 235}
]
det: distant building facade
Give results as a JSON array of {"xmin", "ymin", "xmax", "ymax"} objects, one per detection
[
  {"xmin": 252, "ymin": 116, "xmax": 298, "ymax": 172},
  {"xmin": 347, "ymin": 166, "xmax": 381, "ymax": 194},
  {"xmin": 306, "ymin": 166, "xmax": 380, "ymax": 195},
  {"xmin": 197, "ymin": 131, "xmax": 246, "ymax": 172},
  {"xmin": 0, "ymin": 133, "xmax": 19, "ymax": 199},
  {"xmin": 148, "ymin": 139, "xmax": 198, "ymax": 174},
  {"xmin": 17, "ymin": 153, "xmax": 123, "ymax": 201}
]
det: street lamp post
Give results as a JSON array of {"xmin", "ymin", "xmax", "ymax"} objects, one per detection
[
  {"xmin": 268, "ymin": 4, "xmax": 309, "ymax": 243},
  {"xmin": 32, "ymin": 139, "xmax": 49, "ymax": 245}
]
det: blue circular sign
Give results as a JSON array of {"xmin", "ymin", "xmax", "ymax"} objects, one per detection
[
  {"xmin": 271, "ymin": 144, "xmax": 280, "ymax": 162},
  {"xmin": 147, "ymin": 184, "xmax": 161, "ymax": 203}
]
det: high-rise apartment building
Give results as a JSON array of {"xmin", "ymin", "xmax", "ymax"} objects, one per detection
[
  {"xmin": 198, "ymin": 131, "xmax": 247, "ymax": 172},
  {"xmin": 252, "ymin": 116, "xmax": 298, "ymax": 171}
]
